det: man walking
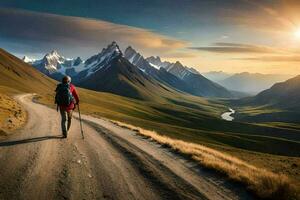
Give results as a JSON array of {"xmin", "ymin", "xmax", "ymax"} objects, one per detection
[{"xmin": 55, "ymin": 76, "xmax": 79, "ymax": 138}]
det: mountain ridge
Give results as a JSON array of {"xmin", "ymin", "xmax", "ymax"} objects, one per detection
[
  {"xmin": 219, "ymin": 72, "xmax": 293, "ymax": 94},
  {"xmin": 124, "ymin": 47, "xmax": 232, "ymax": 98},
  {"xmin": 24, "ymin": 42, "xmax": 233, "ymax": 98}
]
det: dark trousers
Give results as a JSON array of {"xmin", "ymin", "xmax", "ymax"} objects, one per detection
[{"xmin": 60, "ymin": 109, "xmax": 73, "ymax": 132}]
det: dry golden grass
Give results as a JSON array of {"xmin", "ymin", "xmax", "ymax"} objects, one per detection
[
  {"xmin": 0, "ymin": 93, "xmax": 27, "ymax": 133},
  {"xmin": 113, "ymin": 121, "xmax": 299, "ymax": 200}
]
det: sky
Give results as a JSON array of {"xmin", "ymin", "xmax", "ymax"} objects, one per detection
[{"xmin": 0, "ymin": 0, "xmax": 300, "ymax": 74}]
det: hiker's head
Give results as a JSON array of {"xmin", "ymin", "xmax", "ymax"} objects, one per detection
[{"xmin": 62, "ymin": 76, "xmax": 71, "ymax": 84}]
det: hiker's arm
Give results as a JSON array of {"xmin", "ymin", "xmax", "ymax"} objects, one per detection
[{"xmin": 72, "ymin": 88, "xmax": 79, "ymax": 104}]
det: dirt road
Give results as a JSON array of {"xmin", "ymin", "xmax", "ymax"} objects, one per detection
[{"xmin": 0, "ymin": 94, "xmax": 253, "ymax": 200}]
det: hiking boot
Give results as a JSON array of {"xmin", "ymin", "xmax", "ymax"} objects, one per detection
[{"xmin": 62, "ymin": 131, "xmax": 68, "ymax": 138}]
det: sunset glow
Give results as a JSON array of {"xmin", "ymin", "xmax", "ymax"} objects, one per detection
[
  {"xmin": 1, "ymin": 1, "xmax": 300, "ymax": 74},
  {"xmin": 294, "ymin": 28, "xmax": 300, "ymax": 38}
]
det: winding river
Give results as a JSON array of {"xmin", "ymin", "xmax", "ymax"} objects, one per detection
[{"xmin": 221, "ymin": 108, "xmax": 235, "ymax": 121}]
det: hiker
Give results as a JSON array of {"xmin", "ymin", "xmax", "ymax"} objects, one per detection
[{"xmin": 55, "ymin": 76, "xmax": 79, "ymax": 138}]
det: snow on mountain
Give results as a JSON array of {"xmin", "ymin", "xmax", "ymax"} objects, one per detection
[
  {"xmin": 80, "ymin": 41, "xmax": 122, "ymax": 78},
  {"xmin": 22, "ymin": 56, "xmax": 35, "ymax": 63},
  {"xmin": 124, "ymin": 46, "xmax": 144, "ymax": 68},
  {"xmin": 146, "ymin": 56, "xmax": 171, "ymax": 69},
  {"xmin": 23, "ymin": 42, "xmax": 233, "ymax": 98},
  {"xmin": 23, "ymin": 50, "xmax": 84, "ymax": 77},
  {"xmin": 146, "ymin": 56, "xmax": 199, "ymax": 80},
  {"xmin": 164, "ymin": 61, "xmax": 190, "ymax": 79},
  {"xmin": 148, "ymin": 62, "xmax": 160, "ymax": 70},
  {"xmin": 124, "ymin": 46, "xmax": 155, "ymax": 73},
  {"xmin": 23, "ymin": 42, "xmax": 121, "ymax": 81}
]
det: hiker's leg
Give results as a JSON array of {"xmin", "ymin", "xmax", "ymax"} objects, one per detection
[
  {"xmin": 67, "ymin": 110, "xmax": 73, "ymax": 131},
  {"xmin": 60, "ymin": 109, "xmax": 67, "ymax": 133}
]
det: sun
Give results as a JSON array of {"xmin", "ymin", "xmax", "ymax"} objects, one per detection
[{"xmin": 294, "ymin": 28, "xmax": 300, "ymax": 38}]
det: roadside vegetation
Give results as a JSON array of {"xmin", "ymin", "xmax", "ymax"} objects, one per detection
[
  {"xmin": 113, "ymin": 121, "xmax": 299, "ymax": 200},
  {"xmin": 1, "ymin": 48, "xmax": 300, "ymax": 199},
  {"xmin": 0, "ymin": 93, "xmax": 26, "ymax": 136}
]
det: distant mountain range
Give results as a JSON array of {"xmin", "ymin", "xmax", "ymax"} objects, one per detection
[
  {"xmin": 234, "ymin": 75, "xmax": 300, "ymax": 122},
  {"xmin": 245, "ymin": 75, "xmax": 300, "ymax": 110},
  {"xmin": 202, "ymin": 71, "xmax": 232, "ymax": 82},
  {"xmin": 23, "ymin": 50, "xmax": 84, "ymax": 81},
  {"xmin": 124, "ymin": 47, "xmax": 232, "ymax": 98},
  {"xmin": 203, "ymin": 71, "xmax": 292, "ymax": 95},
  {"xmin": 23, "ymin": 42, "xmax": 233, "ymax": 99}
]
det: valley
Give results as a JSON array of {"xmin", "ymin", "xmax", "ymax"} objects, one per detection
[
  {"xmin": 1, "ymin": 45, "xmax": 300, "ymax": 199},
  {"xmin": 1, "ymin": 2, "xmax": 300, "ymax": 199}
]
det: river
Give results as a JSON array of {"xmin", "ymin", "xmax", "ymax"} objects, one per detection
[{"xmin": 221, "ymin": 108, "xmax": 235, "ymax": 121}]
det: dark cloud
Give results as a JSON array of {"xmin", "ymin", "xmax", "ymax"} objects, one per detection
[
  {"xmin": 0, "ymin": 8, "xmax": 187, "ymax": 58},
  {"xmin": 188, "ymin": 43, "xmax": 279, "ymax": 54}
]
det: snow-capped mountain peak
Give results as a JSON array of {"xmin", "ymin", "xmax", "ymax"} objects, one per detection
[
  {"xmin": 80, "ymin": 42, "xmax": 123, "ymax": 78},
  {"xmin": 22, "ymin": 56, "xmax": 35, "ymax": 63},
  {"xmin": 124, "ymin": 46, "xmax": 143, "ymax": 64},
  {"xmin": 24, "ymin": 42, "xmax": 123, "ymax": 79},
  {"xmin": 43, "ymin": 50, "xmax": 65, "ymax": 64},
  {"xmin": 85, "ymin": 42, "xmax": 122, "ymax": 67},
  {"xmin": 146, "ymin": 56, "xmax": 162, "ymax": 64},
  {"xmin": 146, "ymin": 56, "xmax": 199, "ymax": 80},
  {"xmin": 124, "ymin": 46, "xmax": 160, "ymax": 72},
  {"xmin": 146, "ymin": 56, "xmax": 171, "ymax": 69},
  {"xmin": 106, "ymin": 41, "xmax": 121, "ymax": 54},
  {"xmin": 73, "ymin": 57, "xmax": 83, "ymax": 66}
]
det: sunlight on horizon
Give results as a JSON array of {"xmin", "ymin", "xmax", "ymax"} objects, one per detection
[{"xmin": 294, "ymin": 28, "xmax": 300, "ymax": 39}]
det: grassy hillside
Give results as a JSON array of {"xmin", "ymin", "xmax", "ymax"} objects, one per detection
[
  {"xmin": 0, "ymin": 48, "xmax": 56, "ymax": 95},
  {"xmin": 1, "ymin": 48, "xmax": 300, "ymax": 189},
  {"xmin": 1, "ymin": 48, "xmax": 300, "ymax": 156},
  {"xmin": 232, "ymin": 75, "xmax": 300, "ymax": 123},
  {"xmin": 0, "ymin": 48, "xmax": 56, "ymax": 134},
  {"xmin": 253, "ymin": 75, "xmax": 300, "ymax": 110}
]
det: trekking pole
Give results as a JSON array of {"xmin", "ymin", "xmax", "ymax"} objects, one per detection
[{"xmin": 77, "ymin": 104, "xmax": 85, "ymax": 139}]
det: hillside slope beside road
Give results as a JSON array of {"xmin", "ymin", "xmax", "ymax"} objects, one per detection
[
  {"xmin": 0, "ymin": 48, "xmax": 55, "ymax": 95},
  {"xmin": 0, "ymin": 94, "xmax": 252, "ymax": 200}
]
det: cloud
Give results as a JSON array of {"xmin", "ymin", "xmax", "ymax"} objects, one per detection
[
  {"xmin": 161, "ymin": 51, "xmax": 197, "ymax": 59},
  {"xmin": 220, "ymin": 35, "xmax": 229, "ymax": 39},
  {"xmin": 188, "ymin": 43, "xmax": 280, "ymax": 54},
  {"xmin": 0, "ymin": 8, "xmax": 187, "ymax": 58},
  {"xmin": 237, "ymin": 55, "xmax": 300, "ymax": 62}
]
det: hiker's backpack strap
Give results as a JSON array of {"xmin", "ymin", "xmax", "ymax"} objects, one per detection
[{"xmin": 54, "ymin": 84, "xmax": 62, "ymax": 104}]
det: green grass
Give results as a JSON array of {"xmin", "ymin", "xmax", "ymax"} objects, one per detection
[
  {"xmin": 36, "ymin": 87, "xmax": 300, "ymax": 157},
  {"xmin": 1, "ymin": 48, "xmax": 300, "ymax": 189}
]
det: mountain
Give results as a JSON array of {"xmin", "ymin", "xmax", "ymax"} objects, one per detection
[
  {"xmin": 146, "ymin": 55, "xmax": 233, "ymax": 98},
  {"xmin": 202, "ymin": 71, "xmax": 232, "ymax": 82},
  {"xmin": 219, "ymin": 72, "xmax": 292, "ymax": 94},
  {"xmin": 78, "ymin": 42, "xmax": 179, "ymax": 100},
  {"xmin": 0, "ymin": 48, "xmax": 55, "ymax": 94},
  {"xmin": 24, "ymin": 42, "xmax": 233, "ymax": 98},
  {"xmin": 246, "ymin": 75, "xmax": 300, "ymax": 110},
  {"xmin": 124, "ymin": 47, "xmax": 192, "ymax": 94},
  {"xmin": 145, "ymin": 56, "xmax": 171, "ymax": 69},
  {"xmin": 22, "ymin": 56, "xmax": 35, "ymax": 63},
  {"xmin": 233, "ymin": 75, "xmax": 300, "ymax": 122},
  {"xmin": 146, "ymin": 56, "xmax": 199, "ymax": 79},
  {"xmin": 23, "ymin": 42, "xmax": 179, "ymax": 100},
  {"xmin": 25, "ymin": 50, "xmax": 84, "ymax": 81}
]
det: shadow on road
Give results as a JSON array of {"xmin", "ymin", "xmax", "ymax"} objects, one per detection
[{"xmin": 0, "ymin": 135, "xmax": 63, "ymax": 147}]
